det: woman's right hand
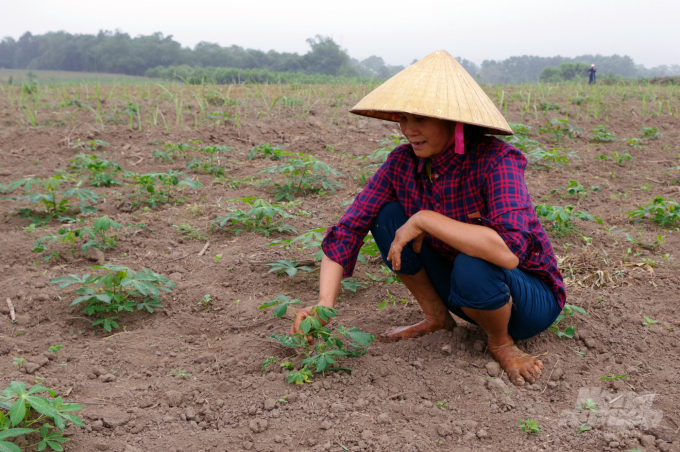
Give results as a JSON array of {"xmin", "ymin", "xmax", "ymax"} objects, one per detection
[{"xmin": 289, "ymin": 305, "xmax": 331, "ymax": 336}]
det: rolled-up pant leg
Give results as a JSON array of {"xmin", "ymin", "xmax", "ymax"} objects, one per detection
[{"xmin": 371, "ymin": 202, "xmax": 561, "ymax": 340}]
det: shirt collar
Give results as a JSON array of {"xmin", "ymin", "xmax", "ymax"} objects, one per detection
[{"xmin": 415, "ymin": 134, "xmax": 472, "ymax": 176}]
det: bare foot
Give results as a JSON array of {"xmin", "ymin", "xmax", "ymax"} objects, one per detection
[
  {"xmin": 379, "ymin": 313, "xmax": 456, "ymax": 343},
  {"xmin": 489, "ymin": 341, "xmax": 543, "ymax": 386}
]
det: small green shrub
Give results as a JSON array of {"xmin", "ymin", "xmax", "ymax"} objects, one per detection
[
  {"xmin": 259, "ymin": 295, "xmax": 374, "ymax": 384},
  {"xmin": 370, "ymin": 134, "xmax": 408, "ymax": 163},
  {"xmin": 0, "ymin": 381, "xmax": 84, "ymax": 451},
  {"xmin": 124, "ymin": 171, "xmax": 201, "ymax": 208},
  {"xmin": 72, "ymin": 139, "xmax": 108, "ymax": 152},
  {"xmin": 68, "ymin": 154, "xmax": 122, "ymax": 187},
  {"xmin": 247, "ymin": 143, "xmax": 287, "ymax": 161},
  {"xmin": 33, "ymin": 216, "xmax": 124, "ymax": 257},
  {"xmin": 535, "ymin": 204, "xmax": 601, "ymax": 237},
  {"xmin": 50, "ymin": 264, "xmax": 175, "ymax": 331},
  {"xmin": 259, "ymin": 153, "xmax": 344, "ymax": 201},
  {"xmin": 641, "ymin": 126, "xmax": 662, "ymax": 140},
  {"xmin": 549, "ymin": 304, "xmax": 589, "ymax": 338},
  {"xmin": 211, "ymin": 197, "xmax": 297, "ymax": 236},
  {"xmin": 152, "ymin": 141, "xmax": 197, "ymax": 162},
  {"xmin": 539, "ymin": 119, "xmax": 582, "ymax": 142},
  {"xmin": 526, "ymin": 147, "xmax": 577, "ymax": 169},
  {"xmin": 628, "ymin": 196, "xmax": 680, "ymax": 227},
  {"xmin": 1, "ymin": 175, "xmax": 100, "ymax": 224},
  {"xmin": 268, "ymin": 227, "xmax": 327, "ymax": 261},
  {"xmin": 185, "ymin": 144, "xmax": 235, "ymax": 177},
  {"xmin": 626, "ymin": 138, "xmax": 646, "ymax": 149},
  {"xmin": 517, "ymin": 419, "xmax": 541, "ymax": 434},
  {"xmin": 539, "ymin": 101, "xmax": 560, "ymax": 111},
  {"xmin": 265, "ymin": 259, "xmax": 313, "ymax": 277},
  {"xmin": 172, "ymin": 223, "xmax": 207, "ymax": 242},
  {"xmin": 595, "ymin": 150, "xmax": 633, "ymax": 165},
  {"xmin": 590, "ymin": 125, "xmax": 616, "ymax": 142},
  {"xmin": 551, "ymin": 180, "xmax": 587, "ymax": 197}
]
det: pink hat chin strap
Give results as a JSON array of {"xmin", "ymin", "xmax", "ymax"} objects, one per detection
[
  {"xmin": 443, "ymin": 122, "xmax": 465, "ymax": 155},
  {"xmin": 454, "ymin": 122, "xmax": 464, "ymax": 154}
]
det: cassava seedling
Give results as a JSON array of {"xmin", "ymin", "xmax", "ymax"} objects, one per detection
[
  {"xmin": 0, "ymin": 380, "xmax": 84, "ymax": 452},
  {"xmin": 198, "ymin": 294, "xmax": 213, "ymax": 312},
  {"xmin": 259, "ymin": 153, "xmax": 344, "ymax": 201},
  {"xmin": 642, "ymin": 316, "xmax": 658, "ymax": 327},
  {"xmin": 68, "ymin": 153, "xmax": 122, "ymax": 187},
  {"xmin": 548, "ymin": 304, "xmax": 588, "ymax": 338},
  {"xmin": 170, "ymin": 369, "xmax": 191, "ymax": 379},
  {"xmin": 1, "ymin": 175, "xmax": 101, "ymax": 224},
  {"xmin": 577, "ymin": 424, "xmax": 591, "ymax": 434},
  {"xmin": 259, "ymin": 295, "xmax": 374, "ymax": 384},
  {"xmin": 211, "ymin": 197, "xmax": 297, "ymax": 236},
  {"xmin": 517, "ymin": 419, "xmax": 541, "ymax": 434},
  {"xmin": 266, "ymin": 259, "xmax": 313, "ymax": 277},
  {"xmin": 50, "ymin": 264, "xmax": 175, "ymax": 331},
  {"xmin": 378, "ymin": 290, "xmax": 409, "ymax": 309},
  {"xmin": 13, "ymin": 357, "xmax": 25, "ymax": 371},
  {"xmin": 33, "ymin": 216, "xmax": 124, "ymax": 257},
  {"xmin": 124, "ymin": 170, "xmax": 201, "ymax": 208},
  {"xmin": 577, "ymin": 399, "xmax": 597, "ymax": 412},
  {"xmin": 365, "ymin": 265, "xmax": 402, "ymax": 285},
  {"xmin": 340, "ymin": 278, "xmax": 366, "ymax": 293},
  {"xmin": 599, "ymin": 373, "xmax": 628, "ymax": 390},
  {"xmin": 172, "ymin": 223, "xmax": 207, "ymax": 242}
]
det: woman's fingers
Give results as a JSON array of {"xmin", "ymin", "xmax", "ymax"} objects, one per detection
[
  {"xmin": 390, "ymin": 242, "xmax": 402, "ymax": 270},
  {"xmin": 290, "ymin": 309, "xmax": 309, "ymax": 335}
]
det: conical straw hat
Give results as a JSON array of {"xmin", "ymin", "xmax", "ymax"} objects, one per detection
[{"xmin": 350, "ymin": 50, "xmax": 514, "ymax": 135}]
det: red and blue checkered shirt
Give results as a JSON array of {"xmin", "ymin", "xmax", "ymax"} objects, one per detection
[{"xmin": 321, "ymin": 136, "xmax": 566, "ymax": 308}]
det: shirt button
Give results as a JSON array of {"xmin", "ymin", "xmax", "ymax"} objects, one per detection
[
  {"xmin": 435, "ymin": 204, "xmax": 441, "ymax": 209},
  {"xmin": 433, "ymin": 174, "xmax": 439, "ymax": 179}
]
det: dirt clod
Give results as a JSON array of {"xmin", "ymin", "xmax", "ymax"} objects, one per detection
[
  {"xmin": 485, "ymin": 361, "xmax": 502, "ymax": 377},
  {"xmin": 86, "ymin": 247, "xmax": 105, "ymax": 264},
  {"xmin": 377, "ymin": 413, "xmax": 391, "ymax": 425},
  {"xmin": 641, "ymin": 435, "xmax": 656, "ymax": 447},
  {"xmin": 550, "ymin": 367, "xmax": 564, "ymax": 381},
  {"xmin": 249, "ymin": 419, "xmax": 268, "ymax": 433}
]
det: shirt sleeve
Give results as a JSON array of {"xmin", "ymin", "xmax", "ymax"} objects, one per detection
[
  {"xmin": 477, "ymin": 146, "xmax": 542, "ymax": 262},
  {"xmin": 321, "ymin": 158, "xmax": 397, "ymax": 278}
]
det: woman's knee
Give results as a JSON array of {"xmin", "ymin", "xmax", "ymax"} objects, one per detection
[
  {"xmin": 370, "ymin": 202, "xmax": 406, "ymax": 252},
  {"xmin": 370, "ymin": 202, "xmax": 422, "ymax": 275},
  {"xmin": 448, "ymin": 254, "xmax": 509, "ymax": 310}
]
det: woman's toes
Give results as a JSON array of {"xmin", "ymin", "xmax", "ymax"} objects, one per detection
[{"xmin": 520, "ymin": 369, "xmax": 535, "ymax": 384}]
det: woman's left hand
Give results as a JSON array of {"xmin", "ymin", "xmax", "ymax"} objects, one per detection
[{"xmin": 387, "ymin": 212, "xmax": 427, "ymax": 271}]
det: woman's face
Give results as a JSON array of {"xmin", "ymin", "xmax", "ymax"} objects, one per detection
[{"xmin": 397, "ymin": 113, "xmax": 455, "ymax": 159}]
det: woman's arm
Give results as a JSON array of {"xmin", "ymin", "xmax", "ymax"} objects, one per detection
[
  {"xmin": 387, "ymin": 210, "xmax": 520, "ymax": 271},
  {"xmin": 289, "ymin": 254, "xmax": 343, "ymax": 335}
]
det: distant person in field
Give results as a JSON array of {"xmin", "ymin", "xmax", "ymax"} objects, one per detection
[
  {"xmin": 289, "ymin": 50, "xmax": 564, "ymax": 387},
  {"xmin": 589, "ymin": 64, "xmax": 597, "ymax": 84}
]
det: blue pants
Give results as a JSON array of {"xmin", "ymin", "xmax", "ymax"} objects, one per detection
[{"xmin": 370, "ymin": 202, "xmax": 561, "ymax": 340}]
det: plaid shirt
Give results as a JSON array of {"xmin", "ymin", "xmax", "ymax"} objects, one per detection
[{"xmin": 322, "ymin": 136, "xmax": 566, "ymax": 308}]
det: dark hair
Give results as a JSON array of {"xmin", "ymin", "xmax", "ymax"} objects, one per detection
[{"xmin": 463, "ymin": 123, "xmax": 487, "ymax": 145}]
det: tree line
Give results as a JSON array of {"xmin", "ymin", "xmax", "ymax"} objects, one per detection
[
  {"xmin": 0, "ymin": 31, "xmax": 405, "ymax": 80},
  {"xmin": 1, "ymin": 30, "xmax": 678, "ymax": 84}
]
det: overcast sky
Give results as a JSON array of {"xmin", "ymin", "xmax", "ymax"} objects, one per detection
[{"xmin": 3, "ymin": 0, "xmax": 679, "ymax": 68}]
